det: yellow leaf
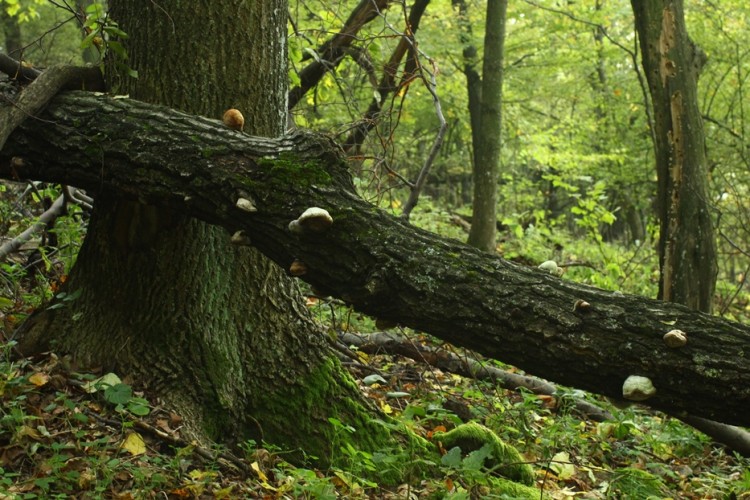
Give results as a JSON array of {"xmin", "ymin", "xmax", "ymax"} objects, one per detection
[
  {"xmin": 28, "ymin": 372, "xmax": 50, "ymax": 387},
  {"xmin": 213, "ymin": 485, "xmax": 235, "ymax": 499},
  {"xmin": 356, "ymin": 351, "xmax": 369, "ymax": 363},
  {"xmin": 550, "ymin": 451, "xmax": 576, "ymax": 480},
  {"xmin": 83, "ymin": 372, "xmax": 122, "ymax": 393},
  {"xmin": 251, "ymin": 461, "xmax": 268, "ymax": 482},
  {"xmin": 78, "ymin": 469, "xmax": 96, "ymax": 489},
  {"xmin": 19, "ymin": 425, "xmax": 42, "ymax": 441},
  {"xmin": 120, "ymin": 432, "xmax": 146, "ymax": 456},
  {"xmin": 381, "ymin": 402, "xmax": 392, "ymax": 414}
]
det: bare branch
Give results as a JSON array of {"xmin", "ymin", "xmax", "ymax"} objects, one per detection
[
  {"xmin": 401, "ymin": 66, "xmax": 447, "ymax": 219},
  {"xmin": 288, "ymin": 0, "xmax": 393, "ymax": 110},
  {"xmin": 339, "ymin": 331, "xmax": 614, "ymax": 422},
  {"xmin": 0, "ymin": 194, "xmax": 65, "ymax": 262}
]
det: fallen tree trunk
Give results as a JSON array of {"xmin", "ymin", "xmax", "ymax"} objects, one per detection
[{"xmin": 1, "ymin": 91, "xmax": 749, "ymax": 427}]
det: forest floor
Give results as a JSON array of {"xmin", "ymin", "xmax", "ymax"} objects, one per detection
[
  {"xmin": 1, "ymin": 193, "xmax": 749, "ymax": 498},
  {"xmin": 1, "ymin": 317, "xmax": 748, "ymax": 499}
]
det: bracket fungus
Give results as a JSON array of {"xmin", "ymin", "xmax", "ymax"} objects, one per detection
[
  {"xmin": 538, "ymin": 260, "xmax": 563, "ymax": 276},
  {"xmin": 289, "ymin": 259, "xmax": 308, "ymax": 276},
  {"xmin": 222, "ymin": 108, "xmax": 245, "ymax": 131},
  {"xmin": 622, "ymin": 375, "xmax": 656, "ymax": 401},
  {"xmin": 663, "ymin": 329, "xmax": 687, "ymax": 348},
  {"xmin": 572, "ymin": 299, "xmax": 591, "ymax": 312},
  {"xmin": 288, "ymin": 207, "xmax": 333, "ymax": 234},
  {"xmin": 236, "ymin": 197, "xmax": 257, "ymax": 213},
  {"xmin": 230, "ymin": 230, "xmax": 252, "ymax": 246}
]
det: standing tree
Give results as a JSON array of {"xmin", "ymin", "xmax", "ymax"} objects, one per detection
[
  {"xmin": 12, "ymin": 0, "xmax": 413, "ymax": 469},
  {"xmin": 465, "ymin": 0, "xmax": 508, "ymax": 253},
  {"xmin": 630, "ymin": 0, "xmax": 717, "ymax": 312}
]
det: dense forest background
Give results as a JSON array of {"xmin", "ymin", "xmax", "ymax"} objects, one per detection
[
  {"xmin": 1, "ymin": 0, "xmax": 750, "ymax": 498},
  {"xmin": 285, "ymin": 0, "xmax": 750, "ymax": 313},
  {"xmin": 7, "ymin": 0, "xmax": 750, "ymax": 309}
]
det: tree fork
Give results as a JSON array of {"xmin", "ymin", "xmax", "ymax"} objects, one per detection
[{"xmin": 1, "ymin": 90, "xmax": 749, "ymax": 427}]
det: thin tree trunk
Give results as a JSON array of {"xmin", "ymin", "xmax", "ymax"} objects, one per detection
[
  {"xmin": 468, "ymin": 0, "xmax": 508, "ymax": 253},
  {"xmin": 453, "ymin": 0, "xmax": 482, "ymax": 189}
]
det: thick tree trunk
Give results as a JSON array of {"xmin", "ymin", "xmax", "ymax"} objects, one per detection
[
  {"xmin": 2, "ymin": 91, "xmax": 749, "ymax": 427},
  {"xmin": 468, "ymin": 0, "xmax": 507, "ymax": 253},
  {"xmin": 2, "ymin": 1, "xmax": 403, "ymax": 466},
  {"xmin": 631, "ymin": 0, "xmax": 717, "ymax": 312}
]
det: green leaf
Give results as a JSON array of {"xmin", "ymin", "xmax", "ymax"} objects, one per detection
[
  {"xmin": 85, "ymin": 2, "xmax": 104, "ymax": 17},
  {"xmin": 104, "ymin": 383, "xmax": 133, "ymax": 405},
  {"xmin": 107, "ymin": 41, "xmax": 128, "ymax": 60},
  {"xmin": 402, "ymin": 404, "xmax": 426, "ymax": 420},
  {"xmin": 103, "ymin": 25, "xmax": 129, "ymax": 39},
  {"xmin": 289, "ymin": 70, "xmax": 301, "ymax": 87},
  {"xmin": 462, "ymin": 443, "xmax": 493, "ymax": 471},
  {"xmin": 81, "ymin": 30, "xmax": 100, "ymax": 50},
  {"xmin": 550, "ymin": 451, "xmax": 575, "ymax": 479},
  {"xmin": 127, "ymin": 400, "xmax": 150, "ymax": 416},
  {"xmin": 367, "ymin": 41, "xmax": 381, "ymax": 60},
  {"xmin": 441, "ymin": 446, "xmax": 463, "ymax": 468}
]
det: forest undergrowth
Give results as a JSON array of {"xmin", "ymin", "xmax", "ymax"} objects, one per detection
[{"xmin": 1, "ymin": 188, "xmax": 749, "ymax": 499}]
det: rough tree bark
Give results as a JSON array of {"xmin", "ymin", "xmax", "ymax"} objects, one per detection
[
  {"xmin": 631, "ymin": 0, "xmax": 717, "ymax": 312},
  {"xmin": 467, "ymin": 0, "xmax": 508, "ymax": 253},
  {"xmin": 1, "ymin": 91, "xmax": 748, "ymax": 428},
  {"xmin": 0, "ymin": 0, "xmax": 412, "ymax": 469}
]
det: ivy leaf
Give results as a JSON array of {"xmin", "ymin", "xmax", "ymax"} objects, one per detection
[{"xmin": 127, "ymin": 398, "xmax": 151, "ymax": 416}]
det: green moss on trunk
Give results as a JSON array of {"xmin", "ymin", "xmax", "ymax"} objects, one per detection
[{"xmin": 245, "ymin": 356, "xmax": 434, "ymax": 484}]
